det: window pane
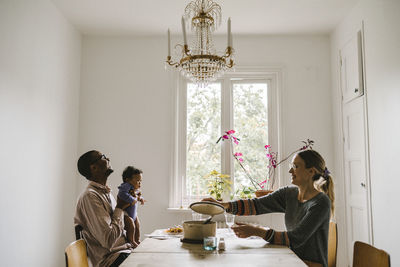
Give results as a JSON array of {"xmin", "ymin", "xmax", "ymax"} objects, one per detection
[
  {"xmin": 186, "ymin": 83, "xmax": 221, "ymax": 202},
  {"xmin": 233, "ymin": 83, "xmax": 268, "ymax": 191}
]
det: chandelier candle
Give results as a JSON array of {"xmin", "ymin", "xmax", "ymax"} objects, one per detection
[
  {"xmin": 181, "ymin": 16, "xmax": 187, "ymax": 46},
  {"xmin": 167, "ymin": 29, "xmax": 171, "ymax": 57},
  {"xmin": 228, "ymin": 17, "xmax": 232, "ymax": 47}
]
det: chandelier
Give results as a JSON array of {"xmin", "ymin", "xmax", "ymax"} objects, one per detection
[{"xmin": 166, "ymin": 0, "xmax": 234, "ymax": 86}]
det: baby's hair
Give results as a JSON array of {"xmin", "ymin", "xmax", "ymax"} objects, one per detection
[{"xmin": 122, "ymin": 166, "xmax": 143, "ymax": 182}]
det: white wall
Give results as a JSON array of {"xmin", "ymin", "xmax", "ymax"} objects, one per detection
[
  {"xmin": 78, "ymin": 34, "xmax": 334, "ymax": 236},
  {"xmin": 331, "ymin": 0, "xmax": 400, "ymax": 266},
  {"xmin": 0, "ymin": 0, "xmax": 81, "ymax": 266}
]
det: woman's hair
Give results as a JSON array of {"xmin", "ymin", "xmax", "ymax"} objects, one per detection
[
  {"xmin": 297, "ymin": 149, "xmax": 335, "ymax": 215},
  {"xmin": 122, "ymin": 166, "xmax": 143, "ymax": 182}
]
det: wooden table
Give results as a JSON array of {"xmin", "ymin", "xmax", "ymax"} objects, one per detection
[{"xmin": 120, "ymin": 229, "xmax": 306, "ymax": 267}]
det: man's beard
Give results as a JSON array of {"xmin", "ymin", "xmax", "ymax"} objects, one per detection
[{"xmin": 105, "ymin": 168, "xmax": 114, "ymax": 177}]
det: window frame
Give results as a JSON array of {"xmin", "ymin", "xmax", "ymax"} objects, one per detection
[{"xmin": 169, "ymin": 67, "xmax": 283, "ymax": 208}]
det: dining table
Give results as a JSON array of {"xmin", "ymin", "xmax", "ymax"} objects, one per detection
[{"xmin": 120, "ymin": 228, "xmax": 307, "ymax": 267}]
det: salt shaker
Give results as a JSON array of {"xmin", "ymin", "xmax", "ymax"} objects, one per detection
[{"xmin": 218, "ymin": 237, "xmax": 225, "ymax": 251}]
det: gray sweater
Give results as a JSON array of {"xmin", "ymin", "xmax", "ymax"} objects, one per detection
[{"xmin": 254, "ymin": 186, "xmax": 331, "ymax": 266}]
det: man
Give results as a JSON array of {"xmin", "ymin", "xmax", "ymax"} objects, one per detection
[{"xmin": 75, "ymin": 150, "xmax": 133, "ymax": 267}]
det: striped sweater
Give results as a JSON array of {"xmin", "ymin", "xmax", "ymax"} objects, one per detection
[{"xmin": 228, "ymin": 186, "xmax": 330, "ymax": 267}]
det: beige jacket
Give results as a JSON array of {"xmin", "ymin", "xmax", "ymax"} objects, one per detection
[{"xmin": 74, "ymin": 181, "xmax": 133, "ymax": 267}]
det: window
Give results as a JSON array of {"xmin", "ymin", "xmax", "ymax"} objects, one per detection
[{"xmin": 170, "ymin": 68, "xmax": 282, "ymax": 208}]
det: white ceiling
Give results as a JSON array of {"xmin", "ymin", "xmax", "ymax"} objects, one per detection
[{"xmin": 51, "ymin": 0, "xmax": 359, "ymax": 36}]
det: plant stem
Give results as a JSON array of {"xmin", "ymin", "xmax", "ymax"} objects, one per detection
[{"xmin": 230, "ymin": 140, "xmax": 262, "ymax": 190}]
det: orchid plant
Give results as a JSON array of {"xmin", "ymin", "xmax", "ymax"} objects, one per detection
[{"xmin": 217, "ymin": 130, "xmax": 314, "ymax": 192}]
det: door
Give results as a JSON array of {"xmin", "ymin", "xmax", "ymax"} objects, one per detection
[{"xmin": 340, "ymin": 28, "xmax": 372, "ymax": 265}]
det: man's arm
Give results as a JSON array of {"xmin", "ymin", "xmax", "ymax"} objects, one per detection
[
  {"xmin": 80, "ymin": 192, "xmax": 129, "ymax": 249},
  {"xmin": 118, "ymin": 184, "xmax": 136, "ymax": 204}
]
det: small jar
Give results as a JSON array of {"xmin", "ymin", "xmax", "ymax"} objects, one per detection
[{"xmin": 218, "ymin": 237, "xmax": 225, "ymax": 251}]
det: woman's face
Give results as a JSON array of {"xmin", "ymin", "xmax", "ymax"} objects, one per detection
[{"xmin": 288, "ymin": 155, "xmax": 313, "ymax": 187}]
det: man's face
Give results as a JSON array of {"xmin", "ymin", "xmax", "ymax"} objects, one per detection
[{"xmin": 90, "ymin": 151, "xmax": 113, "ymax": 178}]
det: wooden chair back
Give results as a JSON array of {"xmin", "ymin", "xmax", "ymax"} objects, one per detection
[
  {"xmin": 75, "ymin": 225, "xmax": 83, "ymax": 240},
  {"xmin": 65, "ymin": 239, "xmax": 89, "ymax": 267},
  {"xmin": 353, "ymin": 241, "xmax": 390, "ymax": 267},
  {"xmin": 328, "ymin": 221, "xmax": 338, "ymax": 267}
]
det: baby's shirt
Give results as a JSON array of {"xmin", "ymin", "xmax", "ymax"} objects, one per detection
[{"xmin": 117, "ymin": 182, "xmax": 138, "ymax": 220}]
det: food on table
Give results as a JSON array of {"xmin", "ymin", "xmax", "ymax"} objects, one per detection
[{"xmin": 165, "ymin": 225, "xmax": 183, "ymax": 234}]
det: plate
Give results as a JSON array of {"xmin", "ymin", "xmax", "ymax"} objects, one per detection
[{"xmin": 189, "ymin": 201, "xmax": 225, "ymax": 216}]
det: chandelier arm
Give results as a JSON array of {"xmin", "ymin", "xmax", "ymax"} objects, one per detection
[{"xmin": 166, "ymin": 57, "xmax": 180, "ymax": 67}]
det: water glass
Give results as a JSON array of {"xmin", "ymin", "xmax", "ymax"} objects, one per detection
[
  {"xmin": 225, "ymin": 213, "xmax": 235, "ymax": 228},
  {"xmin": 203, "ymin": 236, "xmax": 217, "ymax": 251}
]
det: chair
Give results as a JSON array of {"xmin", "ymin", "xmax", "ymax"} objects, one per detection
[
  {"xmin": 328, "ymin": 221, "xmax": 337, "ymax": 267},
  {"xmin": 75, "ymin": 224, "xmax": 83, "ymax": 240},
  {"xmin": 303, "ymin": 221, "xmax": 337, "ymax": 267},
  {"xmin": 353, "ymin": 241, "xmax": 390, "ymax": 267},
  {"xmin": 65, "ymin": 239, "xmax": 89, "ymax": 267}
]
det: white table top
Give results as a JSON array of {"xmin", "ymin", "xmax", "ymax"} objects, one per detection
[{"xmin": 120, "ymin": 229, "xmax": 306, "ymax": 267}]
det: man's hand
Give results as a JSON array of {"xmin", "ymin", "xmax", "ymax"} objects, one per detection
[{"xmin": 116, "ymin": 197, "xmax": 131, "ymax": 210}]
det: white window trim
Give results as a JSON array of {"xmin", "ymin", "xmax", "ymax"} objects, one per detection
[{"xmin": 169, "ymin": 66, "xmax": 283, "ymax": 208}]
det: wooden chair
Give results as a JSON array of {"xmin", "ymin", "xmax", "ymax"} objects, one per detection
[
  {"xmin": 303, "ymin": 221, "xmax": 337, "ymax": 267},
  {"xmin": 75, "ymin": 224, "xmax": 83, "ymax": 240},
  {"xmin": 353, "ymin": 241, "xmax": 390, "ymax": 267},
  {"xmin": 65, "ymin": 239, "xmax": 89, "ymax": 267},
  {"xmin": 328, "ymin": 221, "xmax": 338, "ymax": 267}
]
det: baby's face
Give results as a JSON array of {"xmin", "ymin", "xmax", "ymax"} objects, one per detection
[{"xmin": 128, "ymin": 173, "xmax": 142, "ymax": 190}]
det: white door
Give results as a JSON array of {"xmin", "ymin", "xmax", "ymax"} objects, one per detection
[
  {"xmin": 340, "ymin": 29, "xmax": 372, "ymax": 265},
  {"xmin": 340, "ymin": 31, "xmax": 364, "ymax": 102}
]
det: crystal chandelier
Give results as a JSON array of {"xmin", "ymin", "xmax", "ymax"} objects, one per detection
[{"xmin": 166, "ymin": 0, "xmax": 234, "ymax": 86}]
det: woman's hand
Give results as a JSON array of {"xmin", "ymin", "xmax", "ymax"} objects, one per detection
[
  {"xmin": 201, "ymin": 197, "xmax": 229, "ymax": 210},
  {"xmin": 201, "ymin": 197, "xmax": 218, "ymax": 203},
  {"xmin": 231, "ymin": 222, "xmax": 267, "ymax": 239}
]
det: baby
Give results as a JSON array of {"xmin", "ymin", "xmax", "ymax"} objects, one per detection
[{"xmin": 118, "ymin": 166, "xmax": 145, "ymax": 247}]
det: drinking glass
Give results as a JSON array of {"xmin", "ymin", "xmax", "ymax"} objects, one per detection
[
  {"xmin": 203, "ymin": 236, "xmax": 217, "ymax": 250},
  {"xmin": 225, "ymin": 213, "xmax": 235, "ymax": 235}
]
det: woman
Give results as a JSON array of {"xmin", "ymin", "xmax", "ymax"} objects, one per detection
[{"xmin": 203, "ymin": 150, "xmax": 334, "ymax": 267}]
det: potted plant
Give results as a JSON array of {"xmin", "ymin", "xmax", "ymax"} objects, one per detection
[{"xmin": 205, "ymin": 170, "xmax": 231, "ymax": 201}]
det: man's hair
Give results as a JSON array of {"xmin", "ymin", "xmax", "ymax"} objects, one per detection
[
  {"xmin": 77, "ymin": 150, "xmax": 97, "ymax": 180},
  {"xmin": 122, "ymin": 166, "xmax": 143, "ymax": 182}
]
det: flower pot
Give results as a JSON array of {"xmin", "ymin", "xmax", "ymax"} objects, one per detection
[{"xmin": 255, "ymin": 190, "xmax": 273, "ymax": 197}]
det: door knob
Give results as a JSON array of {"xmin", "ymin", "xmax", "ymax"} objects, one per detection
[
  {"xmin": 354, "ymin": 88, "xmax": 359, "ymax": 93},
  {"xmin": 361, "ymin": 182, "xmax": 366, "ymax": 187}
]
